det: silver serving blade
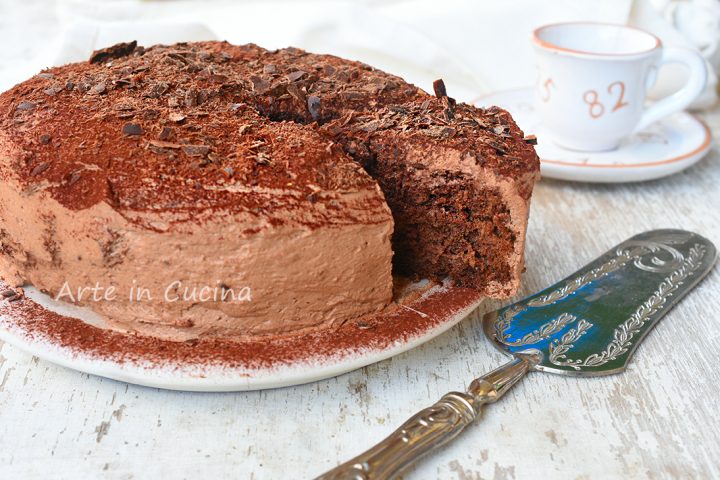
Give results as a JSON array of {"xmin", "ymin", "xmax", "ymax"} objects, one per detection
[
  {"xmin": 318, "ymin": 230, "xmax": 716, "ymax": 480},
  {"xmin": 483, "ymin": 229, "xmax": 717, "ymax": 376}
]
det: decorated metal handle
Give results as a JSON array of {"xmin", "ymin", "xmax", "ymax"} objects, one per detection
[{"xmin": 316, "ymin": 353, "xmax": 539, "ymax": 480}]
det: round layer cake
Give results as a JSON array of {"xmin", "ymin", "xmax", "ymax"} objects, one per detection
[{"xmin": 0, "ymin": 41, "xmax": 539, "ymax": 341}]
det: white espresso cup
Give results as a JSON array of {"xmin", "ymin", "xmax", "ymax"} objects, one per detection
[{"xmin": 532, "ymin": 22, "xmax": 707, "ymax": 152}]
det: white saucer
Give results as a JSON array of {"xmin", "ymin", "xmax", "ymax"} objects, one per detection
[
  {"xmin": 0, "ymin": 280, "xmax": 484, "ymax": 392},
  {"xmin": 473, "ymin": 87, "xmax": 713, "ymax": 183}
]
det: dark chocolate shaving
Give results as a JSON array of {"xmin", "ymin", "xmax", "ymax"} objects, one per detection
[
  {"xmin": 67, "ymin": 171, "xmax": 82, "ymax": 186},
  {"xmin": 31, "ymin": 162, "xmax": 50, "ymax": 175},
  {"xmin": 122, "ymin": 123, "xmax": 143, "ymax": 136},
  {"xmin": 89, "ymin": 41, "xmax": 138, "ymax": 65},
  {"xmin": 287, "ymin": 70, "xmax": 306, "ymax": 82},
  {"xmin": 433, "ymin": 79, "xmax": 447, "ymax": 99},
  {"xmin": 16, "ymin": 101, "xmax": 34, "ymax": 112},
  {"xmin": 286, "ymin": 83, "xmax": 306, "ymax": 104},
  {"xmin": 182, "ymin": 145, "xmax": 210, "ymax": 156},
  {"xmin": 432, "ymin": 79, "xmax": 456, "ymax": 119},
  {"xmin": 307, "ymin": 95, "xmax": 321, "ymax": 121}
]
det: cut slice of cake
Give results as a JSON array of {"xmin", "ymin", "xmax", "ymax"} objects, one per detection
[{"xmin": 324, "ymin": 97, "xmax": 538, "ymax": 296}]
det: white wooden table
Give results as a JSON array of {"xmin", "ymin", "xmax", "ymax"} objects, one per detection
[{"xmin": 2, "ymin": 107, "xmax": 718, "ymax": 479}]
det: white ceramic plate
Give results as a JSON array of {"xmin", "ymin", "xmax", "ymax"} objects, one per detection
[
  {"xmin": 474, "ymin": 87, "xmax": 713, "ymax": 183},
  {"xmin": 0, "ymin": 281, "xmax": 484, "ymax": 392}
]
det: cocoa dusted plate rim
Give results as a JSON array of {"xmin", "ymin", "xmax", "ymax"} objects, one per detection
[{"xmin": 0, "ymin": 278, "xmax": 485, "ymax": 391}]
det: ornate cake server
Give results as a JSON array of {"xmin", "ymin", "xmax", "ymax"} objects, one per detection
[{"xmin": 317, "ymin": 229, "xmax": 716, "ymax": 480}]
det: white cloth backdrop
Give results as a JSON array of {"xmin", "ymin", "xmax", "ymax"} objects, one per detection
[{"xmin": 0, "ymin": 0, "xmax": 717, "ymax": 106}]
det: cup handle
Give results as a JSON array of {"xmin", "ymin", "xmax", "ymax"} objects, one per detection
[{"xmin": 634, "ymin": 47, "xmax": 707, "ymax": 132}]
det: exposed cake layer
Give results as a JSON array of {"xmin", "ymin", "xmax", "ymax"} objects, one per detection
[{"xmin": 323, "ymin": 99, "xmax": 538, "ymax": 294}]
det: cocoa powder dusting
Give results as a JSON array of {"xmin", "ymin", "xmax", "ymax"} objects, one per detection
[
  {"xmin": 0, "ymin": 280, "xmax": 483, "ymax": 370},
  {"xmin": 0, "ymin": 41, "xmax": 537, "ymax": 219}
]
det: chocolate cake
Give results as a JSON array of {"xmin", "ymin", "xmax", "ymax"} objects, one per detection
[{"xmin": 0, "ymin": 41, "xmax": 539, "ymax": 340}]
